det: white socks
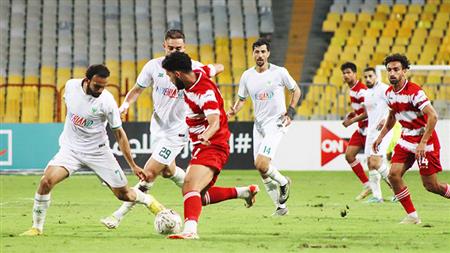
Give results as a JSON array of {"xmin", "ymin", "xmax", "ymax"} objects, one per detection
[
  {"xmin": 32, "ymin": 193, "xmax": 51, "ymax": 231},
  {"xmin": 262, "ymin": 177, "xmax": 286, "ymax": 209},
  {"xmin": 169, "ymin": 166, "xmax": 185, "ymax": 188},
  {"xmin": 264, "ymin": 165, "xmax": 288, "ymax": 186},
  {"xmin": 113, "ymin": 181, "xmax": 152, "ymax": 220},
  {"xmin": 235, "ymin": 187, "xmax": 250, "ymax": 199},
  {"xmin": 369, "ymin": 170, "xmax": 382, "ymax": 199},
  {"xmin": 183, "ymin": 220, "xmax": 198, "ymax": 234},
  {"xmin": 378, "ymin": 161, "xmax": 389, "ymax": 180}
]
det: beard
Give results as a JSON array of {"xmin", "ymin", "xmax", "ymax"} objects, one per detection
[
  {"xmin": 87, "ymin": 85, "xmax": 101, "ymax": 98},
  {"xmin": 389, "ymin": 77, "xmax": 399, "ymax": 85},
  {"xmin": 256, "ymin": 58, "xmax": 264, "ymax": 67},
  {"xmin": 174, "ymin": 77, "xmax": 186, "ymax": 90}
]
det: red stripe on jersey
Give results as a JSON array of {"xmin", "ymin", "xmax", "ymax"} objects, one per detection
[{"xmin": 349, "ymin": 81, "xmax": 368, "ymax": 130}]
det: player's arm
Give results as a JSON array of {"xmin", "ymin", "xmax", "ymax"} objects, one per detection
[
  {"xmin": 284, "ymin": 85, "xmax": 301, "ymax": 124},
  {"xmin": 198, "ymin": 113, "xmax": 220, "ymax": 145},
  {"xmin": 112, "ymin": 127, "xmax": 147, "ymax": 181},
  {"xmin": 210, "ymin": 63, "xmax": 224, "ymax": 75},
  {"xmin": 118, "ymin": 85, "xmax": 145, "ymax": 114},
  {"xmin": 228, "ymin": 97, "xmax": 246, "ymax": 118},
  {"xmin": 416, "ymin": 104, "xmax": 438, "ymax": 159},
  {"xmin": 343, "ymin": 110, "xmax": 368, "ymax": 127},
  {"xmin": 373, "ymin": 110, "xmax": 396, "ymax": 153}
]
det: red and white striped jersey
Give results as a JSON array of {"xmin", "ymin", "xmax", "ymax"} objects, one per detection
[
  {"xmin": 184, "ymin": 68, "xmax": 230, "ymax": 146},
  {"xmin": 349, "ymin": 81, "xmax": 368, "ymax": 134},
  {"xmin": 385, "ymin": 81, "xmax": 440, "ymax": 152}
]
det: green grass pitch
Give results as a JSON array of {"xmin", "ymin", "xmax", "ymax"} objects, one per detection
[{"xmin": 1, "ymin": 171, "xmax": 449, "ymax": 253}]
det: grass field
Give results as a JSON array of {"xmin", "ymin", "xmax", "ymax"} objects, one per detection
[{"xmin": 1, "ymin": 171, "xmax": 449, "ymax": 253}]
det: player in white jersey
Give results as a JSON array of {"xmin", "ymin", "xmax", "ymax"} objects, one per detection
[
  {"xmin": 362, "ymin": 67, "xmax": 393, "ymax": 203},
  {"xmin": 228, "ymin": 38, "xmax": 301, "ymax": 216},
  {"xmin": 101, "ymin": 30, "xmax": 223, "ymax": 229},
  {"xmin": 20, "ymin": 65, "xmax": 165, "ymax": 236}
]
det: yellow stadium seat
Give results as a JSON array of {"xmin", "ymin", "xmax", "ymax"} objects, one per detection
[
  {"xmin": 40, "ymin": 66, "xmax": 56, "ymax": 85},
  {"xmin": 215, "ymin": 37, "xmax": 232, "ymax": 84},
  {"xmin": 38, "ymin": 86, "xmax": 56, "ymax": 122},
  {"xmin": 346, "ymin": 36, "xmax": 361, "ymax": 47},
  {"xmin": 313, "ymin": 75, "xmax": 328, "ymax": 84},
  {"xmin": 370, "ymin": 20, "xmax": 385, "ymax": 30},
  {"xmin": 365, "ymin": 27, "xmax": 380, "ymax": 38},
  {"xmin": 423, "ymin": 3, "xmax": 438, "ymax": 13},
  {"xmin": 358, "ymin": 13, "xmax": 372, "ymax": 23},
  {"xmin": 199, "ymin": 44, "xmax": 215, "ymax": 65},
  {"xmin": 382, "ymin": 28, "xmax": 396, "ymax": 38},
  {"xmin": 326, "ymin": 12, "xmax": 341, "ymax": 23},
  {"xmin": 231, "ymin": 38, "xmax": 247, "ymax": 84},
  {"xmin": 376, "ymin": 4, "xmax": 390, "ymax": 14},
  {"xmin": 373, "ymin": 12, "xmax": 387, "ymax": 22},
  {"xmin": 441, "ymin": 3, "xmax": 450, "ymax": 13},
  {"xmin": 426, "ymin": 71, "xmax": 443, "ymax": 85},
  {"xmin": 322, "ymin": 20, "xmax": 338, "ymax": 32},
  {"xmin": 185, "ymin": 44, "xmax": 199, "ymax": 61},
  {"xmin": 408, "ymin": 4, "xmax": 422, "ymax": 14},
  {"xmin": 72, "ymin": 66, "xmax": 85, "ymax": 79},
  {"xmin": 56, "ymin": 67, "xmax": 71, "ymax": 91},
  {"xmin": 379, "ymin": 37, "xmax": 393, "ymax": 46},
  {"xmin": 21, "ymin": 86, "xmax": 39, "ymax": 122},
  {"xmin": 393, "ymin": 4, "xmax": 407, "ymax": 14},
  {"xmin": 4, "ymin": 86, "xmax": 21, "ymax": 122},
  {"xmin": 120, "ymin": 60, "xmax": 136, "ymax": 94},
  {"xmin": 391, "ymin": 45, "xmax": 406, "ymax": 54},
  {"xmin": 342, "ymin": 13, "xmax": 356, "ymax": 23},
  {"xmin": 153, "ymin": 51, "xmax": 165, "ymax": 58}
]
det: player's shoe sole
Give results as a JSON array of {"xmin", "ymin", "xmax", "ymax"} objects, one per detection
[
  {"xmin": 20, "ymin": 228, "xmax": 42, "ymax": 236},
  {"xmin": 272, "ymin": 207, "xmax": 289, "ymax": 216},
  {"xmin": 355, "ymin": 187, "xmax": 371, "ymax": 201},
  {"xmin": 399, "ymin": 215, "xmax": 421, "ymax": 224},
  {"xmin": 279, "ymin": 177, "xmax": 291, "ymax": 205},
  {"xmin": 244, "ymin": 184, "xmax": 260, "ymax": 208},
  {"xmin": 100, "ymin": 215, "xmax": 121, "ymax": 229},
  {"xmin": 167, "ymin": 232, "xmax": 199, "ymax": 240}
]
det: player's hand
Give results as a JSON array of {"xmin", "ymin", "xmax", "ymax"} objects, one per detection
[
  {"xmin": 372, "ymin": 137, "xmax": 382, "ymax": 153},
  {"xmin": 415, "ymin": 142, "xmax": 426, "ymax": 160},
  {"xmin": 118, "ymin": 102, "xmax": 130, "ymax": 115},
  {"xmin": 131, "ymin": 165, "xmax": 147, "ymax": 181},
  {"xmin": 198, "ymin": 134, "xmax": 211, "ymax": 146},
  {"xmin": 280, "ymin": 114, "xmax": 292, "ymax": 127},
  {"xmin": 226, "ymin": 107, "xmax": 236, "ymax": 119},
  {"xmin": 342, "ymin": 118, "xmax": 352, "ymax": 127},
  {"xmin": 376, "ymin": 119, "xmax": 386, "ymax": 131}
]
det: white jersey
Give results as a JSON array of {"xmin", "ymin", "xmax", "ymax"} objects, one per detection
[
  {"xmin": 136, "ymin": 57, "xmax": 213, "ymax": 137},
  {"xmin": 59, "ymin": 79, "xmax": 122, "ymax": 153},
  {"xmin": 363, "ymin": 81, "xmax": 390, "ymax": 132},
  {"xmin": 238, "ymin": 64, "xmax": 297, "ymax": 127}
]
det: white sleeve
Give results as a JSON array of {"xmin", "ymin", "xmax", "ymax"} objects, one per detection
[
  {"xmin": 280, "ymin": 67, "xmax": 297, "ymax": 91},
  {"xmin": 106, "ymin": 97, "xmax": 122, "ymax": 129},
  {"xmin": 136, "ymin": 61, "xmax": 154, "ymax": 88},
  {"xmin": 237, "ymin": 72, "xmax": 248, "ymax": 99}
]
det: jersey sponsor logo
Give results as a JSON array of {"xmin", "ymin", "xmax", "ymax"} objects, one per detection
[
  {"xmin": 158, "ymin": 72, "xmax": 164, "ymax": 77},
  {"xmin": 155, "ymin": 86, "xmax": 184, "ymax": 99},
  {"xmin": 254, "ymin": 91, "xmax": 274, "ymax": 101},
  {"xmin": 70, "ymin": 113, "xmax": 94, "ymax": 127},
  {"xmin": 321, "ymin": 126, "xmax": 348, "ymax": 166}
]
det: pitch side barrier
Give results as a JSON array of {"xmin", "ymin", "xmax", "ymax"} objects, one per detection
[{"xmin": 1, "ymin": 121, "xmax": 448, "ymax": 173}]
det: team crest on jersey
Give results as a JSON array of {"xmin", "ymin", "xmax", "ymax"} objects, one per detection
[
  {"xmin": 70, "ymin": 113, "xmax": 94, "ymax": 127},
  {"xmin": 158, "ymin": 72, "xmax": 164, "ymax": 78},
  {"xmin": 254, "ymin": 91, "xmax": 274, "ymax": 101},
  {"xmin": 91, "ymin": 107, "xmax": 98, "ymax": 114}
]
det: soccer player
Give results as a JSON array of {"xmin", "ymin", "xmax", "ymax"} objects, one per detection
[
  {"xmin": 20, "ymin": 65, "xmax": 164, "ymax": 236},
  {"xmin": 341, "ymin": 62, "xmax": 371, "ymax": 200},
  {"xmin": 100, "ymin": 29, "xmax": 223, "ymax": 229},
  {"xmin": 162, "ymin": 52, "xmax": 259, "ymax": 239},
  {"xmin": 361, "ymin": 67, "xmax": 393, "ymax": 203},
  {"xmin": 227, "ymin": 38, "xmax": 300, "ymax": 216},
  {"xmin": 373, "ymin": 54, "xmax": 450, "ymax": 224}
]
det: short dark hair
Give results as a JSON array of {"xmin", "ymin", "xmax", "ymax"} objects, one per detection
[
  {"xmin": 340, "ymin": 62, "xmax": 357, "ymax": 73},
  {"xmin": 363, "ymin": 67, "xmax": 376, "ymax": 73},
  {"xmin": 165, "ymin": 29, "xmax": 185, "ymax": 41},
  {"xmin": 162, "ymin": 51, "xmax": 192, "ymax": 72},
  {"xmin": 85, "ymin": 64, "xmax": 110, "ymax": 80},
  {"xmin": 252, "ymin": 38, "xmax": 271, "ymax": 51},
  {"xmin": 383, "ymin": 53, "xmax": 410, "ymax": 69}
]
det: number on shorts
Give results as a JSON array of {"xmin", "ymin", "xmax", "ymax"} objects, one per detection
[
  {"xmin": 158, "ymin": 147, "xmax": 172, "ymax": 159},
  {"xmin": 263, "ymin": 146, "xmax": 271, "ymax": 155},
  {"xmin": 115, "ymin": 169, "xmax": 123, "ymax": 181}
]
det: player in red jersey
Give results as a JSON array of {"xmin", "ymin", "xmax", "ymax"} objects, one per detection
[
  {"xmin": 373, "ymin": 54, "xmax": 450, "ymax": 224},
  {"xmin": 340, "ymin": 62, "xmax": 371, "ymax": 200},
  {"xmin": 162, "ymin": 52, "xmax": 259, "ymax": 239}
]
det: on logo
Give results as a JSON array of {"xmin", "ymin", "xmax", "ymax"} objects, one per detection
[{"xmin": 321, "ymin": 126, "xmax": 348, "ymax": 166}]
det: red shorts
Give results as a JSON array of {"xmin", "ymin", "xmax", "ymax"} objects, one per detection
[
  {"xmin": 190, "ymin": 143, "xmax": 230, "ymax": 187},
  {"xmin": 348, "ymin": 130, "xmax": 366, "ymax": 147},
  {"xmin": 391, "ymin": 144, "xmax": 442, "ymax": 176}
]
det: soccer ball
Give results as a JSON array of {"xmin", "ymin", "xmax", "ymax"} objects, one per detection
[{"xmin": 154, "ymin": 209, "xmax": 182, "ymax": 234}]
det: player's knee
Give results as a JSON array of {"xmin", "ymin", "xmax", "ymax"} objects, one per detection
[
  {"xmin": 254, "ymin": 159, "xmax": 268, "ymax": 173},
  {"xmin": 345, "ymin": 153, "xmax": 355, "ymax": 163},
  {"xmin": 115, "ymin": 190, "xmax": 131, "ymax": 201},
  {"xmin": 39, "ymin": 176, "xmax": 55, "ymax": 192},
  {"xmin": 387, "ymin": 171, "xmax": 401, "ymax": 184}
]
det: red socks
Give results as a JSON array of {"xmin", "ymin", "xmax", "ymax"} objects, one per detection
[
  {"xmin": 395, "ymin": 187, "xmax": 416, "ymax": 214},
  {"xmin": 349, "ymin": 160, "xmax": 369, "ymax": 184},
  {"xmin": 203, "ymin": 187, "xmax": 237, "ymax": 206},
  {"xmin": 183, "ymin": 191, "xmax": 202, "ymax": 222}
]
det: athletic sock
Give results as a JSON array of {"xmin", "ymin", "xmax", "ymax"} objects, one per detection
[
  {"xmin": 264, "ymin": 165, "xmax": 288, "ymax": 186},
  {"xmin": 395, "ymin": 187, "xmax": 416, "ymax": 214},
  {"xmin": 113, "ymin": 181, "xmax": 153, "ymax": 220},
  {"xmin": 369, "ymin": 170, "xmax": 382, "ymax": 199},
  {"xmin": 32, "ymin": 193, "xmax": 51, "ymax": 231},
  {"xmin": 262, "ymin": 177, "xmax": 280, "ymax": 208},
  {"xmin": 349, "ymin": 159, "xmax": 369, "ymax": 184},
  {"xmin": 132, "ymin": 188, "xmax": 164, "ymax": 215},
  {"xmin": 183, "ymin": 191, "xmax": 202, "ymax": 234},
  {"xmin": 202, "ymin": 187, "xmax": 237, "ymax": 205},
  {"xmin": 169, "ymin": 166, "xmax": 185, "ymax": 188}
]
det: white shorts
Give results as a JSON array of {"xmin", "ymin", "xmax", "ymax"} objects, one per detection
[
  {"xmin": 47, "ymin": 147, "xmax": 127, "ymax": 188},
  {"xmin": 253, "ymin": 122, "xmax": 287, "ymax": 160},
  {"xmin": 150, "ymin": 133, "xmax": 188, "ymax": 165},
  {"xmin": 365, "ymin": 129, "xmax": 393, "ymax": 157}
]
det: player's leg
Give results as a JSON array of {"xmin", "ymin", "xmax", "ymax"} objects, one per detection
[
  {"xmin": 389, "ymin": 146, "xmax": 420, "ymax": 224},
  {"xmin": 202, "ymin": 184, "xmax": 260, "ymax": 208},
  {"xmin": 367, "ymin": 155, "xmax": 383, "ymax": 202},
  {"xmin": 20, "ymin": 165, "xmax": 70, "ymax": 236},
  {"xmin": 346, "ymin": 142, "xmax": 370, "ymax": 200},
  {"xmin": 173, "ymin": 164, "xmax": 216, "ymax": 239},
  {"xmin": 109, "ymin": 185, "xmax": 165, "ymax": 215},
  {"xmin": 254, "ymin": 129, "xmax": 290, "ymax": 207},
  {"xmin": 419, "ymin": 149, "xmax": 449, "ymax": 198}
]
